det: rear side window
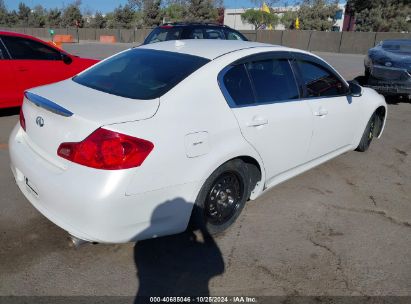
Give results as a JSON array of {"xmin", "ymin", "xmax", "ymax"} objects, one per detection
[
  {"xmin": 297, "ymin": 60, "xmax": 349, "ymax": 97},
  {"xmin": 245, "ymin": 58, "xmax": 299, "ymax": 103},
  {"xmin": 205, "ymin": 28, "xmax": 225, "ymax": 39},
  {"xmin": 145, "ymin": 27, "xmax": 183, "ymax": 44},
  {"xmin": 190, "ymin": 28, "xmax": 204, "ymax": 39},
  {"xmin": 2, "ymin": 36, "xmax": 61, "ymax": 60},
  {"xmin": 73, "ymin": 49, "xmax": 210, "ymax": 100},
  {"xmin": 223, "ymin": 65, "xmax": 255, "ymax": 106}
]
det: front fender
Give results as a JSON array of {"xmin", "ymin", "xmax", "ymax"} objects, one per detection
[{"xmin": 354, "ymin": 88, "xmax": 387, "ymax": 146}]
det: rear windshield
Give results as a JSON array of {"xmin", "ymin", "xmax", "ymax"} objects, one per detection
[
  {"xmin": 382, "ymin": 40, "xmax": 411, "ymax": 53},
  {"xmin": 73, "ymin": 49, "xmax": 210, "ymax": 100}
]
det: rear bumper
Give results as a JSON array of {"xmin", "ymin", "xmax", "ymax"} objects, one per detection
[
  {"xmin": 365, "ymin": 81, "xmax": 411, "ymax": 95},
  {"xmin": 9, "ymin": 125, "xmax": 198, "ymax": 243}
]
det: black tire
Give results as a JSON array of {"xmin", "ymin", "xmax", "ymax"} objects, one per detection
[
  {"xmin": 356, "ymin": 113, "xmax": 377, "ymax": 152},
  {"xmin": 190, "ymin": 159, "xmax": 250, "ymax": 235}
]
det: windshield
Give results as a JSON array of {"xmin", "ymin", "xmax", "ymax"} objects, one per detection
[
  {"xmin": 73, "ymin": 49, "xmax": 210, "ymax": 100},
  {"xmin": 382, "ymin": 40, "xmax": 411, "ymax": 53},
  {"xmin": 145, "ymin": 27, "xmax": 183, "ymax": 44}
]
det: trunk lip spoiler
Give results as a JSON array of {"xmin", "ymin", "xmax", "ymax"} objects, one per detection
[{"xmin": 24, "ymin": 91, "xmax": 74, "ymax": 117}]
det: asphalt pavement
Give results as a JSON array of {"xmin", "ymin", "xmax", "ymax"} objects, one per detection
[{"xmin": 0, "ymin": 42, "xmax": 410, "ymax": 300}]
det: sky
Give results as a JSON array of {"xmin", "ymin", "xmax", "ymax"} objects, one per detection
[{"xmin": 3, "ymin": 0, "xmax": 298, "ymax": 12}]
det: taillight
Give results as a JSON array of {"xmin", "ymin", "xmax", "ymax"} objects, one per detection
[
  {"xmin": 57, "ymin": 128, "xmax": 154, "ymax": 170},
  {"xmin": 19, "ymin": 107, "xmax": 26, "ymax": 131}
]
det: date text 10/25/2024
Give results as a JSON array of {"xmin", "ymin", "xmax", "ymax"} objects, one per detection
[{"xmin": 149, "ymin": 297, "xmax": 258, "ymax": 303}]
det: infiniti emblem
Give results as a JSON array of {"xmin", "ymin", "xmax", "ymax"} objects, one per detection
[{"xmin": 36, "ymin": 116, "xmax": 44, "ymax": 127}]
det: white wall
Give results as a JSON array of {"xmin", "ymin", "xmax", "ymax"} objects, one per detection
[{"xmin": 224, "ymin": 4, "xmax": 346, "ymax": 32}]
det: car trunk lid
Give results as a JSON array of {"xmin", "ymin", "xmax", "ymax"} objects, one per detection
[{"xmin": 22, "ymin": 79, "xmax": 159, "ymax": 168}]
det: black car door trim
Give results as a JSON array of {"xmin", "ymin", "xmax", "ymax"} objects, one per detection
[{"xmin": 218, "ymin": 51, "xmax": 303, "ymax": 108}]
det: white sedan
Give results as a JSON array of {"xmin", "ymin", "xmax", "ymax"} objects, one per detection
[{"xmin": 9, "ymin": 40, "xmax": 387, "ymax": 244}]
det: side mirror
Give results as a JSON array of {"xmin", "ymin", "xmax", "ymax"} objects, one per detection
[
  {"xmin": 349, "ymin": 81, "xmax": 363, "ymax": 97},
  {"xmin": 61, "ymin": 53, "xmax": 73, "ymax": 65}
]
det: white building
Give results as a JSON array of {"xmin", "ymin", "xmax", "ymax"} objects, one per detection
[{"xmin": 224, "ymin": 4, "xmax": 346, "ymax": 31}]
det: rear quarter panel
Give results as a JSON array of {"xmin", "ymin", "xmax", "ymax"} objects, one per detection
[{"xmin": 106, "ymin": 53, "xmax": 267, "ymax": 200}]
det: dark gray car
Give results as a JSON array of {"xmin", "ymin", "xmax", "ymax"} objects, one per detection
[{"xmin": 364, "ymin": 39, "xmax": 411, "ymax": 96}]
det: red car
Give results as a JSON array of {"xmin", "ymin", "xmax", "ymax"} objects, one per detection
[{"xmin": 0, "ymin": 31, "xmax": 98, "ymax": 109}]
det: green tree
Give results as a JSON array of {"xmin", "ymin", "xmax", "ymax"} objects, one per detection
[
  {"xmin": 143, "ymin": 0, "xmax": 163, "ymax": 27},
  {"xmin": 134, "ymin": 10, "xmax": 145, "ymax": 28},
  {"xmin": 347, "ymin": 0, "xmax": 411, "ymax": 32},
  {"xmin": 18, "ymin": 2, "xmax": 31, "ymax": 26},
  {"xmin": 105, "ymin": 12, "xmax": 115, "ymax": 28},
  {"xmin": 296, "ymin": 0, "xmax": 339, "ymax": 31},
  {"xmin": 163, "ymin": 3, "xmax": 186, "ymax": 22},
  {"xmin": 128, "ymin": 0, "xmax": 144, "ymax": 10},
  {"xmin": 112, "ymin": 4, "xmax": 135, "ymax": 28},
  {"xmin": 90, "ymin": 11, "xmax": 107, "ymax": 28},
  {"xmin": 281, "ymin": 10, "xmax": 298, "ymax": 29},
  {"xmin": 241, "ymin": 9, "xmax": 279, "ymax": 30},
  {"xmin": 7, "ymin": 10, "xmax": 19, "ymax": 26},
  {"xmin": 29, "ymin": 5, "xmax": 46, "ymax": 27},
  {"xmin": 0, "ymin": 0, "xmax": 7, "ymax": 25},
  {"xmin": 62, "ymin": 3, "xmax": 83, "ymax": 27},
  {"xmin": 187, "ymin": 0, "xmax": 218, "ymax": 22},
  {"xmin": 47, "ymin": 8, "xmax": 62, "ymax": 27},
  {"xmin": 356, "ymin": 5, "xmax": 410, "ymax": 32}
]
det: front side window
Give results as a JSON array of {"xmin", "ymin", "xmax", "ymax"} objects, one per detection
[
  {"xmin": 246, "ymin": 58, "xmax": 300, "ymax": 103},
  {"xmin": 2, "ymin": 36, "xmax": 61, "ymax": 60},
  {"xmin": 73, "ymin": 49, "xmax": 210, "ymax": 100},
  {"xmin": 297, "ymin": 60, "xmax": 348, "ymax": 97}
]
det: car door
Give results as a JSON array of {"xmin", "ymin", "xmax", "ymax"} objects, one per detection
[
  {"xmin": 219, "ymin": 52, "xmax": 313, "ymax": 183},
  {"xmin": 0, "ymin": 37, "xmax": 20, "ymax": 107},
  {"xmin": 1, "ymin": 35, "xmax": 69, "ymax": 92},
  {"xmin": 292, "ymin": 54, "xmax": 360, "ymax": 160}
]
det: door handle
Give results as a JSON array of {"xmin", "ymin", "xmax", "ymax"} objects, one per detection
[
  {"xmin": 246, "ymin": 117, "xmax": 268, "ymax": 127},
  {"xmin": 314, "ymin": 108, "xmax": 328, "ymax": 117},
  {"xmin": 18, "ymin": 67, "xmax": 28, "ymax": 72}
]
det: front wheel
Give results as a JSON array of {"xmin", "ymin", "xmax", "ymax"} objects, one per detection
[
  {"xmin": 191, "ymin": 160, "xmax": 250, "ymax": 235},
  {"xmin": 364, "ymin": 67, "xmax": 370, "ymax": 79},
  {"xmin": 356, "ymin": 113, "xmax": 377, "ymax": 152}
]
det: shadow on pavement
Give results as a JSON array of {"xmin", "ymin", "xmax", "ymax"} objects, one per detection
[
  {"xmin": 133, "ymin": 201, "xmax": 224, "ymax": 303},
  {"xmin": 0, "ymin": 107, "xmax": 20, "ymax": 117},
  {"xmin": 384, "ymin": 95, "xmax": 411, "ymax": 105}
]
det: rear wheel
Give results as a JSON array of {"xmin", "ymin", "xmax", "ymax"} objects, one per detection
[
  {"xmin": 356, "ymin": 113, "xmax": 377, "ymax": 152},
  {"xmin": 191, "ymin": 160, "xmax": 250, "ymax": 235}
]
